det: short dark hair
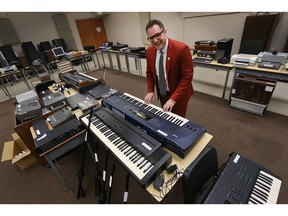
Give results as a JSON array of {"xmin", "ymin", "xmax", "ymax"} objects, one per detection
[{"xmin": 146, "ymin": 19, "xmax": 165, "ymax": 32}]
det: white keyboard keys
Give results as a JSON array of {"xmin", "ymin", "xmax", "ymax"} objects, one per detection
[
  {"xmin": 122, "ymin": 93, "xmax": 189, "ymax": 126},
  {"xmin": 82, "ymin": 115, "xmax": 155, "ymax": 181},
  {"xmin": 249, "ymin": 170, "xmax": 282, "ymax": 204}
]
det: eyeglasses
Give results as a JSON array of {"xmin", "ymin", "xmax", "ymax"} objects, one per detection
[{"xmin": 147, "ymin": 30, "xmax": 164, "ymax": 42}]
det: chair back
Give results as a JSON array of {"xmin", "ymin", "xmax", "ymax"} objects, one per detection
[
  {"xmin": 21, "ymin": 41, "xmax": 42, "ymax": 65},
  {"xmin": 52, "ymin": 38, "xmax": 69, "ymax": 53},
  {"xmin": 0, "ymin": 45, "xmax": 20, "ymax": 67},
  {"xmin": 39, "ymin": 41, "xmax": 53, "ymax": 51},
  {"xmin": 182, "ymin": 146, "xmax": 218, "ymax": 204}
]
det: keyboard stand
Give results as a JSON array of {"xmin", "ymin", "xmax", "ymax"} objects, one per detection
[{"xmin": 44, "ymin": 134, "xmax": 85, "ymax": 193}]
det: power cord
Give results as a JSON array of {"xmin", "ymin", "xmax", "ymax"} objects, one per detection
[
  {"xmin": 166, "ymin": 164, "xmax": 178, "ymax": 174},
  {"xmin": 153, "ymin": 174, "xmax": 165, "ymax": 191},
  {"xmin": 151, "ymin": 166, "xmax": 184, "ymax": 199},
  {"xmin": 153, "ymin": 164, "xmax": 178, "ymax": 191}
]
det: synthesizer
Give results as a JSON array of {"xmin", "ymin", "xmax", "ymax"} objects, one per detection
[
  {"xmin": 33, "ymin": 118, "xmax": 86, "ymax": 156},
  {"xmin": 80, "ymin": 107, "xmax": 172, "ymax": 187},
  {"xmin": 102, "ymin": 92, "xmax": 206, "ymax": 158},
  {"xmin": 60, "ymin": 71, "xmax": 102, "ymax": 93},
  {"xmin": 204, "ymin": 152, "xmax": 282, "ymax": 204}
]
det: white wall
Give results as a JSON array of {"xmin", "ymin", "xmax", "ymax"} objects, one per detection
[
  {"xmin": 102, "ymin": 12, "xmax": 288, "ymax": 53},
  {"xmin": 5, "ymin": 12, "xmax": 100, "ymax": 55},
  {"xmin": 101, "ymin": 12, "xmax": 288, "ymax": 116},
  {"xmin": 6, "ymin": 12, "xmax": 59, "ymax": 55},
  {"xmin": 2, "ymin": 12, "xmax": 288, "ymax": 116},
  {"xmin": 4, "ymin": 12, "xmax": 288, "ymax": 55},
  {"xmin": 103, "ymin": 12, "xmax": 144, "ymax": 47},
  {"xmin": 181, "ymin": 12, "xmax": 248, "ymax": 54}
]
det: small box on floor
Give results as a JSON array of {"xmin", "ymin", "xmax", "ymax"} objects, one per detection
[{"xmin": 1, "ymin": 133, "xmax": 38, "ymax": 170}]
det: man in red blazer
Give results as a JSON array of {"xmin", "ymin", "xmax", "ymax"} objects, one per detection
[{"xmin": 144, "ymin": 19, "xmax": 194, "ymax": 117}]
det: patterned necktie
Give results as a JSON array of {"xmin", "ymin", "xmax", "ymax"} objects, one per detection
[{"xmin": 158, "ymin": 51, "xmax": 166, "ymax": 96}]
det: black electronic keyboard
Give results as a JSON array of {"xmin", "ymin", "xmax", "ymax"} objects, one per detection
[
  {"xmin": 102, "ymin": 92, "xmax": 206, "ymax": 158},
  {"xmin": 204, "ymin": 152, "xmax": 282, "ymax": 204},
  {"xmin": 80, "ymin": 107, "xmax": 172, "ymax": 187}
]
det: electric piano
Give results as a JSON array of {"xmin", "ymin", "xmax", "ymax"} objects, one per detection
[
  {"xmin": 102, "ymin": 92, "xmax": 206, "ymax": 158},
  {"xmin": 80, "ymin": 107, "xmax": 172, "ymax": 187},
  {"xmin": 204, "ymin": 152, "xmax": 282, "ymax": 204}
]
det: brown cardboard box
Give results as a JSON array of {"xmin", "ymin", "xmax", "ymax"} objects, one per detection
[{"xmin": 1, "ymin": 132, "xmax": 38, "ymax": 170}]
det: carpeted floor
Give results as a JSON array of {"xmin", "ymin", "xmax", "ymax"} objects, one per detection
[{"xmin": 0, "ymin": 68, "xmax": 287, "ymax": 205}]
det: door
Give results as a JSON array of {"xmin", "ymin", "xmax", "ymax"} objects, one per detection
[
  {"xmin": 239, "ymin": 14, "xmax": 280, "ymax": 54},
  {"xmin": 75, "ymin": 18, "xmax": 108, "ymax": 49}
]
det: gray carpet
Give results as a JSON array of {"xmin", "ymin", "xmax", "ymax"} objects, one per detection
[{"xmin": 0, "ymin": 68, "xmax": 287, "ymax": 204}]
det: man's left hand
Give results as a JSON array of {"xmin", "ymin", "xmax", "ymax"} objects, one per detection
[{"xmin": 162, "ymin": 99, "xmax": 176, "ymax": 112}]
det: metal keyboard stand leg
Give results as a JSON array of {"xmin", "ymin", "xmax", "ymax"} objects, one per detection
[
  {"xmin": 76, "ymin": 109, "xmax": 94, "ymax": 199},
  {"xmin": 44, "ymin": 134, "xmax": 86, "ymax": 193},
  {"xmin": 45, "ymin": 155, "xmax": 74, "ymax": 192},
  {"xmin": 75, "ymin": 137, "xmax": 97, "ymax": 199}
]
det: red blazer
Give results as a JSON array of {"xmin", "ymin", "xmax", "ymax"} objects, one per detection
[{"xmin": 146, "ymin": 38, "xmax": 194, "ymax": 108}]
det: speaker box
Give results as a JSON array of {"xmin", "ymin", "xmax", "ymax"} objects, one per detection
[{"xmin": 216, "ymin": 38, "xmax": 233, "ymax": 60}]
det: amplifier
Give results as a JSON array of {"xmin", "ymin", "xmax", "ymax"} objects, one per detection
[
  {"xmin": 194, "ymin": 44, "xmax": 217, "ymax": 51},
  {"xmin": 197, "ymin": 50, "xmax": 216, "ymax": 58},
  {"xmin": 195, "ymin": 40, "xmax": 216, "ymax": 46}
]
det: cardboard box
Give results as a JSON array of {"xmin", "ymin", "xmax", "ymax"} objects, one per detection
[{"xmin": 1, "ymin": 132, "xmax": 38, "ymax": 170}]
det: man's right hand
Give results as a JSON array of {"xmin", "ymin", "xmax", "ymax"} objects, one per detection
[{"xmin": 144, "ymin": 92, "xmax": 155, "ymax": 104}]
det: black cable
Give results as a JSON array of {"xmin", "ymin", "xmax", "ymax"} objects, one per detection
[{"xmin": 151, "ymin": 168, "xmax": 184, "ymax": 199}]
